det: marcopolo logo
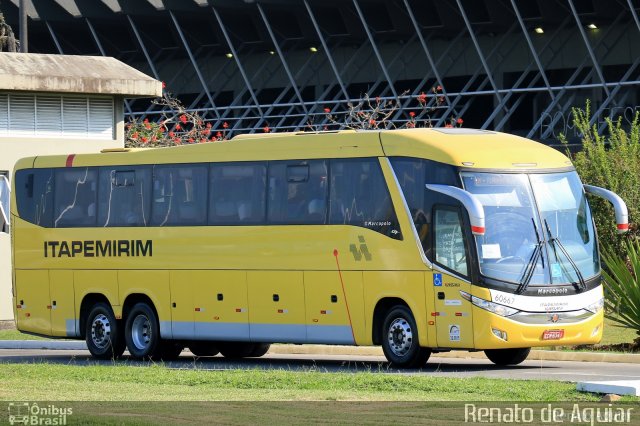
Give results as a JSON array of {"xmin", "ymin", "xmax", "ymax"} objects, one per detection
[{"xmin": 7, "ymin": 402, "xmax": 72, "ymax": 425}]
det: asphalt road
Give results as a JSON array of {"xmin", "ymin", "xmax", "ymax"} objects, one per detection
[{"xmin": 1, "ymin": 349, "xmax": 639, "ymax": 382}]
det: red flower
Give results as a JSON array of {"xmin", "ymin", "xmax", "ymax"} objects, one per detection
[
  {"xmin": 206, "ymin": 122, "xmax": 212, "ymax": 128},
  {"xmin": 175, "ymin": 124, "xmax": 181, "ymax": 130},
  {"xmin": 216, "ymin": 131, "xmax": 222, "ymax": 138},
  {"xmin": 417, "ymin": 92, "xmax": 427, "ymax": 104},
  {"xmin": 188, "ymin": 138, "xmax": 194, "ymax": 143},
  {"xmin": 179, "ymin": 114, "xmax": 188, "ymax": 124},
  {"xmin": 445, "ymin": 123, "xmax": 453, "ymax": 128},
  {"xmin": 143, "ymin": 118, "xmax": 149, "ymax": 124},
  {"xmin": 407, "ymin": 122, "xmax": 415, "ymax": 128},
  {"xmin": 369, "ymin": 119, "xmax": 376, "ymax": 125},
  {"xmin": 168, "ymin": 131, "xmax": 175, "ymax": 138},
  {"xmin": 223, "ymin": 122, "xmax": 229, "ymax": 129},
  {"xmin": 144, "ymin": 123, "xmax": 151, "ymax": 130},
  {"xmin": 162, "ymin": 81, "xmax": 166, "ymax": 89},
  {"xmin": 323, "ymin": 108, "xmax": 331, "ymax": 113},
  {"xmin": 409, "ymin": 111, "xmax": 415, "ymax": 117},
  {"xmin": 436, "ymin": 85, "xmax": 442, "ymax": 92},
  {"xmin": 456, "ymin": 117, "xmax": 464, "ymax": 125},
  {"xmin": 141, "ymin": 136, "xmax": 148, "ymax": 143},
  {"xmin": 263, "ymin": 126, "xmax": 270, "ymax": 133},
  {"xmin": 131, "ymin": 132, "xmax": 139, "ymax": 140}
]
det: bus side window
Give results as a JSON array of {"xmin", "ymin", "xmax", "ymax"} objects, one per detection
[
  {"xmin": 14, "ymin": 168, "xmax": 54, "ymax": 227},
  {"xmin": 53, "ymin": 168, "xmax": 98, "ymax": 228},
  {"xmin": 98, "ymin": 167, "xmax": 152, "ymax": 227},
  {"xmin": 433, "ymin": 207, "xmax": 468, "ymax": 277},
  {"xmin": 268, "ymin": 160, "xmax": 327, "ymax": 225},
  {"xmin": 329, "ymin": 159, "xmax": 402, "ymax": 239},
  {"xmin": 151, "ymin": 164, "xmax": 208, "ymax": 226},
  {"xmin": 209, "ymin": 162, "xmax": 266, "ymax": 225}
]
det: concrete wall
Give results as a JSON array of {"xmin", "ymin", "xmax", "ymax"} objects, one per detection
[{"xmin": 0, "ymin": 96, "xmax": 125, "ymax": 321}]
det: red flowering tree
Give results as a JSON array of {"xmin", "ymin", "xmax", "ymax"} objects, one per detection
[
  {"xmin": 126, "ymin": 85, "xmax": 462, "ymax": 147},
  {"xmin": 320, "ymin": 86, "xmax": 463, "ymax": 130}
]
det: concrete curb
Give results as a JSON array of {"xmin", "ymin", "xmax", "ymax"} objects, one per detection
[{"xmin": 1, "ymin": 340, "xmax": 639, "ymax": 363}]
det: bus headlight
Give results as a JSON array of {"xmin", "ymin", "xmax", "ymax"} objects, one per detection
[
  {"xmin": 585, "ymin": 298, "xmax": 604, "ymax": 314},
  {"xmin": 460, "ymin": 291, "xmax": 520, "ymax": 317}
]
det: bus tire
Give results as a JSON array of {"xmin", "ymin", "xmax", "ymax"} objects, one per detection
[
  {"xmin": 249, "ymin": 343, "xmax": 270, "ymax": 358},
  {"xmin": 381, "ymin": 305, "xmax": 431, "ymax": 368},
  {"xmin": 219, "ymin": 342, "xmax": 255, "ymax": 359},
  {"xmin": 153, "ymin": 341, "xmax": 184, "ymax": 361},
  {"xmin": 484, "ymin": 348, "xmax": 531, "ymax": 366},
  {"xmin": 85, "ymin": 302, "xmax": 126, "ymax": 360},
  {"xmin": 189, "ymin": 343, "xmax": 220, "ymax": 357},
  {"xmin": 125, "ymin": 302, "xmax": 160, "ymax": 360}
]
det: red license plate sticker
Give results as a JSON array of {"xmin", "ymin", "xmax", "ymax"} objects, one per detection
[{"xmin": 542, "ymin": 329, "xmax": 564, "ymax": 340}]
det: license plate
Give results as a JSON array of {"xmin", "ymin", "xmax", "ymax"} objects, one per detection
[{"xmin": 542, "ymin": 329, "xmax": 564, "ymax": 340}]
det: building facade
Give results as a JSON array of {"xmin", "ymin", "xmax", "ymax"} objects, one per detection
[{"xmin": 3, "ymin": 0, "xmax": 639, "ymax": 146}]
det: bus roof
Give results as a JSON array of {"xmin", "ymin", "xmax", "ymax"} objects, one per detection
[{"xmin": 16, "ymin": 128, "xmax": 571, "ymax": 171}]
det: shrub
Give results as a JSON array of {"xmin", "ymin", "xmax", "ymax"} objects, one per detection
[
  {"xmin": 601, "ymin": 239, "xmax": 640, "ymax": 339},
  {"xmin": 560, "ymin": 101, "xmax": 640, "ymax": 255}
]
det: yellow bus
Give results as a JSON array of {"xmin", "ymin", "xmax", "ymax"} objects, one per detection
[{"xmin": 10, "ymin": 128, "xmax": 628, "ymax": 367}]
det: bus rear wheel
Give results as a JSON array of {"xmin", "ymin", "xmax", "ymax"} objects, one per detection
[
  {"xmin": 484, "ymin": 348, "xmax": 531, "ymax": 366},
  {"xmin": 249, "ymin": 343, "xmax": 270, "ymax": 357},
  {"xmin": 219, "ymin": 342, "xmax": 257, "ymax": 359},
  {"xmin": 125, "ymin": 303, "xmax": 160, "ymax": 360},
  {"xmin": 153, "ymin": 341, "xmax": 184, "ymax": 361},
  {"xmin": 189, "ymin": 343, "xmax": 220, "ymax": 357},
  {"xmin": 381, "ymin": 305, "xmax": 431, "ymax": 368},
  {"xmin": 85, "ymin": 302, "xmax": 126, "ymax": 360}
]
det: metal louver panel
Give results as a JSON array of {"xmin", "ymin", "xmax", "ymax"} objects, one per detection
[
  {"xmin": 88, "ymin": 98, "xmax": 114, "ymax": 139},
  {"xmin": 36, "ymin": 96, "xmax": 62, "ymax": 136},
  {"xmin": 0, "ymin": 93, "xmax": 114, "ymax": 139},
  {"xmin": 62, "ymin": 97, "xmax": 89, "ymax": 136},
  {"xmin": 0, "ymin": 94, "xmax": 7, "ymax": 136},
  {"xmin": 9, "ymin": 94, "xmax": 35, "ymax": 134}
]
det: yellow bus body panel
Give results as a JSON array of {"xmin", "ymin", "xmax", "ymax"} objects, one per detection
[{"xmin": 11, "ymin": 129, "xmax": 596, "ymax": 352}]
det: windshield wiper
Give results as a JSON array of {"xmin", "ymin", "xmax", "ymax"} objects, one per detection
[
  {"xmin": 515, "ymin": 218, "xmax": 545, "ymax": 295},
  {"xmin": 543, "ymin": 219, "xmax": 587, "ymax": 292}
]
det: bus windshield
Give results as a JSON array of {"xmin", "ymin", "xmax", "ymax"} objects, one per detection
[{"xmin": 461, "ymin": 171, "xmax": 599, "ymax": 288}]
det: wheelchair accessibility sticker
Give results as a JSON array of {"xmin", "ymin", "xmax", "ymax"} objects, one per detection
[{"xmin": 433, "ymin": 273, "xmax": 442, "ymax": 287}]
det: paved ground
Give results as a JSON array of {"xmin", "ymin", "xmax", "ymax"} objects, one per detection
[{"xmin": 1, "ymin": 348, "xmax": 639, "ymax": 382}]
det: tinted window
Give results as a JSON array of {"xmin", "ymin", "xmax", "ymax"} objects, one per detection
[
  {"xmin": 209, "ymin": 162, "xmax": 266, "ymax": 225},
  {"xmin": 268, "ymin": 160, "xmax": 328, "ymax": 224},
  {"xmin": 390, "ymin": 157, "xmax": 460, "ymax": 250},
  {"xmin": 14, "ymin": 168, "xmax": 54, "ymax": 227},
  {"xmin": 434, "ymin": 208, "xmax": 468, "ymax": 276},
  {"xmin": 152, "ymin": 164, "xmax": 208, "ymax": 226},
  {"xmin": 329, "ymin": 159, "xmax": 401, "ymax": 239},
  {"xmin": 98, "ymin": 166, "xmax": 152, "ymax": 227},
  {"xmin": 54, "ymin": 168, "xmax": 98, "ymax": 228}
]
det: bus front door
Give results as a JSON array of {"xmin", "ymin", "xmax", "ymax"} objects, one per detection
[{"xmin": 432, "ymin": 271, "xmax": 474, "ymax": 348}]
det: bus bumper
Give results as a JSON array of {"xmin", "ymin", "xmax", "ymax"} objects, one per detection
[{"xmin": 472, "ymin": 306, "xmax": 604, "ymax": 349}]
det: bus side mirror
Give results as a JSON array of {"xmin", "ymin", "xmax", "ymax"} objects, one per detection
[
  {"xmin": 426, "ymin": 184, "xmax": 485, "ymax": 236},
  {"xmin": 584, "ymin": 185, "xmax": 629, "ymax": 233}
]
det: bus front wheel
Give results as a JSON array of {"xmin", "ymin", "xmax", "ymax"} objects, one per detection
[
  {"xmin": 381, "ymin": 305, "xmax": 431, "ymax": 368},
  {"xmin": 484, "ymin": 348, "xmax": 531, "ymax": 366},
  {"xmin": 125, "ymin": 303, "xmax": 161, "ymax": 360},
  {"xmin": 85, "ymin": 302, "xmax": 126, "ymax": 360}
]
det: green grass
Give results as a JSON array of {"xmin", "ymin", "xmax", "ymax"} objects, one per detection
[
  {"xmin": 0, "ymin": 329, "xmax": 47, "ymax": 340},
  {"xmin": 0, "ymin": 362, "xmax": 634, "ymax": 402},
  {"xmin": 600, "ymin": 316, "xmax": 639, "ymax": 345}
]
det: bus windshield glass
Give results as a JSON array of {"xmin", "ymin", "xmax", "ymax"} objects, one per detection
[{"xmin": 461, "ymin": 171, "xmax": 598, "ymax": 287}]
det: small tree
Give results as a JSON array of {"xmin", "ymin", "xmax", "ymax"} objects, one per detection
[
  {"xmin": 0, "ymin": 13, "xmax": 19, "ymax": 52},
  {"xmin": 560, "ymin": 101, "xmax": 640, "ymax": 254}
]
